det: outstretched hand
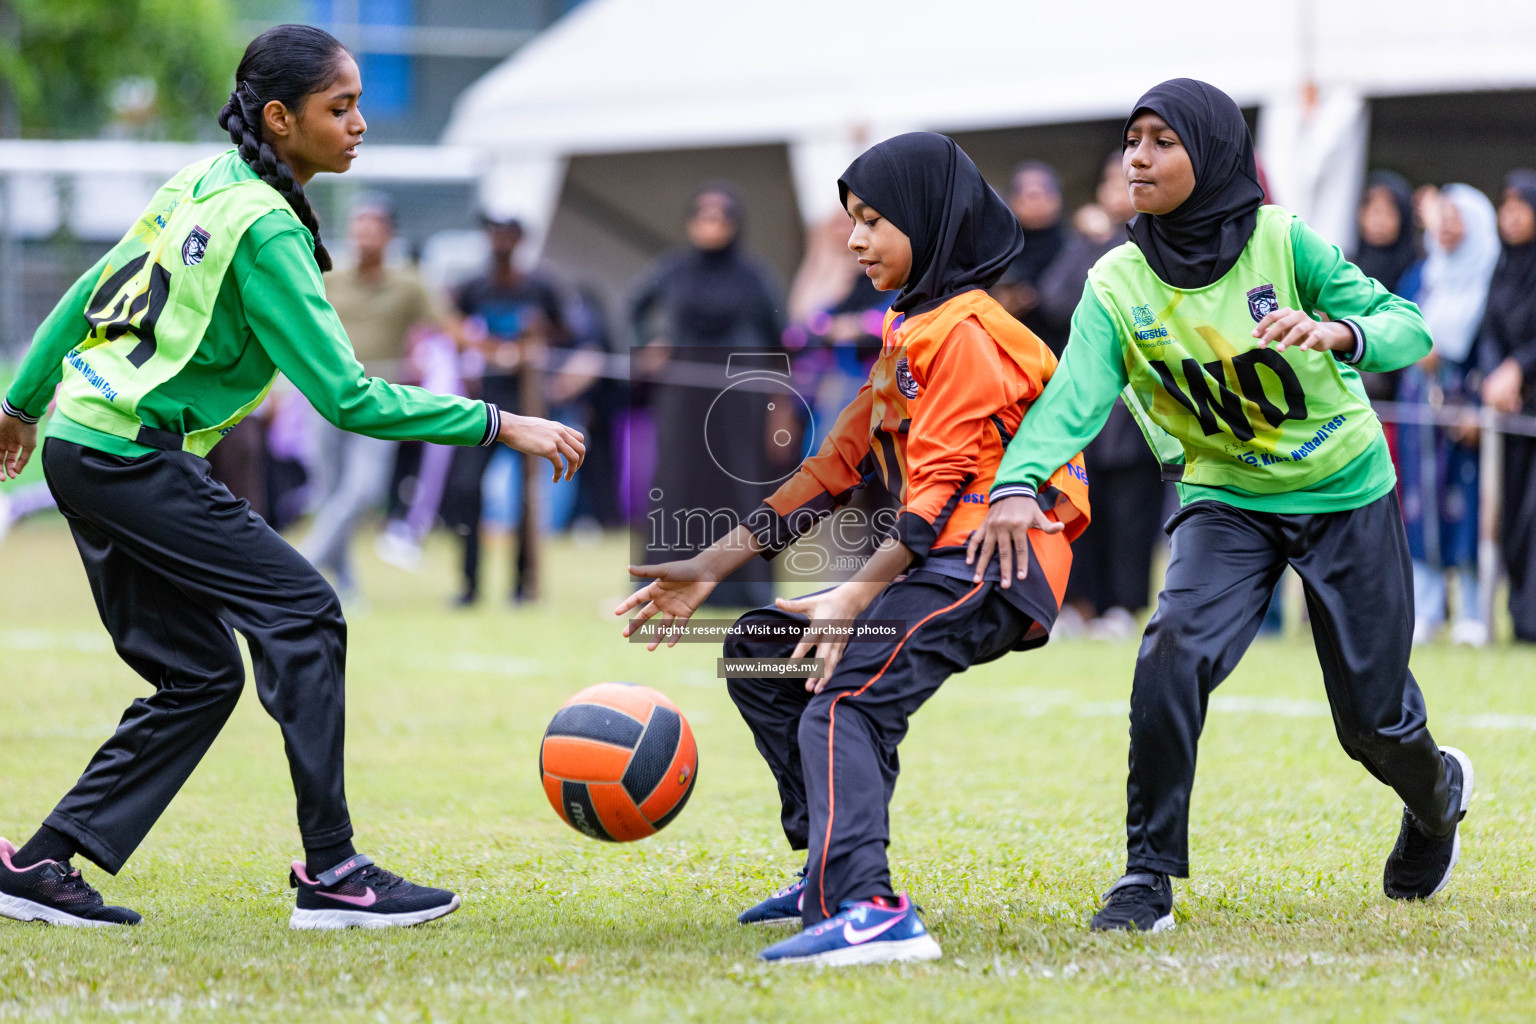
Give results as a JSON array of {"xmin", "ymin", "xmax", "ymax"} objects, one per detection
[
  {"xmin": 0, "ymin": 411, "xmax": 37, "ymax": 480},
  {"xmin": 498, "ymin": 412, "xmax": 585, "ymax": 482},
  {"xmin": 964, "ymin": 495, "xmax": 1063, "ymax": 588},
  {"xmin": 614, "ymin": 557, "xmax": 718, "ymax": 651}
]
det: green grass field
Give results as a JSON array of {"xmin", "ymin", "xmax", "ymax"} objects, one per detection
[{"xmin": 3, "ymin": 519, "xmax": 1536, "ymax": 1022}]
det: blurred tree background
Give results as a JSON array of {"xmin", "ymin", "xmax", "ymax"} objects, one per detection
[{"xmin": 0, "ymin": 0, "xmax": 239, "ymax": 139}]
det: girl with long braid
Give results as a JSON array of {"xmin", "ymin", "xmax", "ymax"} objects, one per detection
[{"xmin": 0, "ymin": 25, "xmax": 584, "ymax": 929}]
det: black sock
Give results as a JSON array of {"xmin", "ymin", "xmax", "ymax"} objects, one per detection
[
  {"xmin": 305, "ymin": 840, "xmax": 358, "ymax": 880},
  {"xmin": 15, "ymin": 825, "xmax": 76, "ymax": 866}
]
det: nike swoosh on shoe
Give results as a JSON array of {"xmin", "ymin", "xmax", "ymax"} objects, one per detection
[
  {"xmin": 842, "ymin": 915, "xmax": 903, "ymax": 944},
  {"xmin": 318, "ymin": 888, "xmax": 377, "ymax": 907}
]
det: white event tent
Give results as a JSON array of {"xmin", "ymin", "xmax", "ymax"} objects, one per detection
[{"xmin": 443, "ymin": 0, "xmax": 1536, "ymax": 310}]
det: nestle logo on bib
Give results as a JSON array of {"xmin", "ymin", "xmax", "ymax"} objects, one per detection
[
  {"xmin": 182, "ymin": 226, "xmax": 211, "ymax": 266},
  {"xmin": 1247, "ymin": 284, "xmax": 1279, "ymax": 322}
]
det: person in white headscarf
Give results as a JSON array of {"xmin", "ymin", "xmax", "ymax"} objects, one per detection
[{"xmin": 1400, "ymin": 183, "xmax": 1500, "ymax": 645}]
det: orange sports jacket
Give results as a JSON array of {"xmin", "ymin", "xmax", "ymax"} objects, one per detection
[{"xmin": 745, "ymin": 288, "xmax": 1090, "ymax": 606}]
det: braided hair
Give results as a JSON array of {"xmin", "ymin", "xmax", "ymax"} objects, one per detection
[{"xmin": 217, "ymin": 25, "xmax": 350, "ymax": 272}]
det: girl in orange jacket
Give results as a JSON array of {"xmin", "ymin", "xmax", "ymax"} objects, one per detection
[{"xmin": 615, "ymin": 132, "xmax": 1087, "ymax": 965}]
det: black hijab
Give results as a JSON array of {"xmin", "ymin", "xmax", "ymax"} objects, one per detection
[
  {"xmin": 838, "ymin": 132, "xmax": 1023, "ymax": 315},
  {"xmin": 1483, "ymin": 170, "xmax": 1536, "ymax": 365},
  {"xmin": 1124, "ymin": 78, "xmax": 1265, "ymax": 289},
  {"xmin": 1353, "ymin": 171, "xmax": 1419, "ymax": 295}
]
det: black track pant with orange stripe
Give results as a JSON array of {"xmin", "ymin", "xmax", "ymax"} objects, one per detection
[{"xmin": 725, "ymin": 568, "xmax": 1045, "ymax": 925}]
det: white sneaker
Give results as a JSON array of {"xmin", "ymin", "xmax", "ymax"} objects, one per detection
[
  {"xmin": 1450, "ymin": 619, "xmax": 1489, "ymax": 647},
  {"xmin": 1088, "ymin": 606, "xmax": 1138, "ymax": 641},
  {"xmin": 1412, "ymin": 618, "xmax": 1439, "ymax": 646},
  {"xmin": 1052, "ymin": 604, "xmax": 1087, "ymax": 640},
  {"xmin": 374, "ymin": 530, "xmax": 423, "ymax": 571}
]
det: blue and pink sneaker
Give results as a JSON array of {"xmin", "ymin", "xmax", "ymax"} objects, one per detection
[
  {"xmin": 738, "ymin": 869, "xmax": 806, "ymax": 925},
  {"xmin": 288, "ymin": 854, "xmax": 461, "ymax": 930},
  {"xmin": 757, "ymin": 894, "xmax": 941, "ymax": 965}
]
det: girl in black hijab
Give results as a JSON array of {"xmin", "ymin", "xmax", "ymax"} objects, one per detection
[
  {"xmin": 1354, "ymin": 171, "xmax": 1421, "ymax": 296},
  {"xmin": 996, "ymin": 160, "xmax": 1068, "ymax": 349},
  {"xmin": 970, "ymin": 79, "xmax": 1469, "ymax": 934},
  {"xmin": 1481, "ymin": 170, "xmax": 1536, "ymax": 641},
  {"xmin": 1122, "ymin": 77, "xmax": 1266, "ymax": 288},
  {"xmin": 1351, "ymin": 171, "xmax": 1422, "ymax": 402},
  {"xmin": 616, "ymin": 132, "xmax": 1088, "ymax": 965}
]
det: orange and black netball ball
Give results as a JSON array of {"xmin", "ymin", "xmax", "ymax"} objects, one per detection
[{"xmin": 539, "ymin": 683, "xmax": 697, "ymax": 842}]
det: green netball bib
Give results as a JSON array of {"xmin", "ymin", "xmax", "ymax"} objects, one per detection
[
  {"xmin": 54, "ymin": 152, "xmax": 298, "ymax": 456},
  {"xmin": 1088, "ymin": 206, "xmax": 1379, "ymax": 493}
]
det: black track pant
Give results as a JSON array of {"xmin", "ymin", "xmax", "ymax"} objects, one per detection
[
  {"xmin": 39, "ymin": 439, "xmax": 352, "ymax": 874},
  {"xmin": 725, "ymin": 569, "xmax": 1046, "ymax": 925},
  {"xmin": 1126, "ymin": 491, "xmax": 1455, "ymax": 878}
]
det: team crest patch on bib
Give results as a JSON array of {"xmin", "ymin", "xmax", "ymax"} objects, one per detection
[
  {"xmin": 181, "ymin": 226, "xmax": 211, "ymax": 266},
  {"xmin": 1247, "ymin": 283, "xmax": 1279, "ymax": 322},
  {"xmin": 895, "ymin": 356, "xmax": 918, "ymax": 398}
]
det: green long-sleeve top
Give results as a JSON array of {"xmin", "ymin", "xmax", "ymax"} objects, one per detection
[
  {"xmin": 991, "ymin": 215, "xmax": 1432, "ymax": 514},
  {"xmin": 3, "ymin": 152, "xmax": 497, "ymax": 457}
]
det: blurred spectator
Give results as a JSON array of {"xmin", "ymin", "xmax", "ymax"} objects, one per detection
[
  {"xmin": 264, "ymin": 381, "xmax": 312, "ymax": 531},
  {"xmin": 301, "ymin": 193, "xmax": 458, "ymax": 604},
  {"xmin": 563, "ymin": 285, "xmax": 625, "ymax": 530},
  {"xmin": 993, "ymin": 161, "xmax": 1068, "ymax": 352},
  {"xmin": 1480, "ymin": 170, "xmax": 1536, "ymax": 642},
  {"xmin": 375, "ymin": 320, "xmax": 465, "ymax": 569},
  {"xmin": 440, "ymin": 215, "xmax": 566, "ymax": 606},
  {"xmin": 205, "ymin": 415, "xmax": 269, "ymax": 519},
  {"xmin": 1400, "ymin": 184, "xmax": 1500, "ymax": 645},
  {"xmin": 1037, "ymin": 153, "xmax": 1134, "ymax": 334},
  {"xmin": 630, "ymin": 182, "xmax": 784, "ymax": 608},
  {"xmin": 1036, "ymin": 152, "xmax": 1164, "ymax": 639},
  {"xmin": 1351, "ymin": 171, "xmax": 1424, "ymax": 402},
  {"xmin": 531, "ymin": 287, "xmax": 605, "ymax": 530}
]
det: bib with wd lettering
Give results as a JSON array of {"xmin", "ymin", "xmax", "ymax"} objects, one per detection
[{"xmin": 1088, "ymin": 206, "xmax": 1378, "ymax": 493}]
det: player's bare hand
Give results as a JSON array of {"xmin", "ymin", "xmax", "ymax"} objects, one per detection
[
  {"xmin": 965, "ymin": 494, "xmax": 1062, "ymax": 588},
  {"xmin": 1251, "ymin": 307, "xmax": 1353, "ymax": 353},
  {"xmin": 615, "ymin": 557, "xmax": 717, "ymax": 650},
  {"xmin": 498, "ymin": 411, "xmax": 585, "ymax": 482},
  {"xmin": 777, "ymin": 587, "xmax": 867, "ymax": 694},
  {"xmin": 0, "ymin": 410, "xmax": 38, "ymax": 481}
]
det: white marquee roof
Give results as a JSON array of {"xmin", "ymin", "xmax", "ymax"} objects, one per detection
[{"xmin": 444, "ymin": 0, "xmax": 1536, "ymax": 157}]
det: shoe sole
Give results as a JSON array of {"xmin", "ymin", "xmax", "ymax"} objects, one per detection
[
  {"xmin": 289, "ymin": 895, "xmax": 462, "ymax": 931},
  {"xmin": 0, "ymin": 892, "xmax": 133, "ymax": 927},
  {"xmin": 765, "ymin": 934, "xmax": 942, "ymax": 966},
  {"xmin": 739, "ymin": 915, "xmax": 801, "ymax": 927},
  {"xmin": 1090, "ymin": 912, "xmax": 1175, "ymax": 934},
  {"xmin": 1423, "ymin": 747, "xmax": 1474, "ymax": 900}
]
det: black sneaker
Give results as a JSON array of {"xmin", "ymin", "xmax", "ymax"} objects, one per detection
[
  {"xmin": 1090, "ymin": 871, "xmax": 1175, "ymax": 932},
  {"xmin": 1384, "ymin": 747, "xmax": 1474, "ymax": 901},
  {"xmin": 0, "ymin": 838, "xmax": 141, "ymax": 927},
  {"xmin": 289, "ymin": 854, "xmax": 461, "ymax": 930}
]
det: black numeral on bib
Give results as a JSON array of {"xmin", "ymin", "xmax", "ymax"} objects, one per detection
[{"xmin": 84, "ymin": 254, "xmax": 173, "ymax": 369}]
